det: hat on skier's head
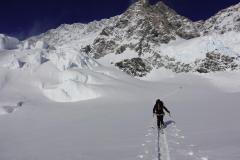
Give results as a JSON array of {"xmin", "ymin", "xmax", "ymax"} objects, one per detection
[{"xmin": 156, "ymin": 99, "xmax": 164, "ymax": 106}]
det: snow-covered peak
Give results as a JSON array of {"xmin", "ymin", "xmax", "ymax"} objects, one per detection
[
  {"xmin": 0, "ymin": 34, "xmax": 19, "ymax": 50},
  {"xmin": 23, "ymin": 16, "xmax": 119, "ymax": 49},
  {"xmin": 203, "ymin": 2, "xmax": 240, "ymax": 34}
]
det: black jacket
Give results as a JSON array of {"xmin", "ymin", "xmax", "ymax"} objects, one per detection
[{"xmin": 153, "ymin": 103, "xmax": 170, "ymax": 115}]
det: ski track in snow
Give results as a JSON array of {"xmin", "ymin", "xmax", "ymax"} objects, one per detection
[
  {"xmin": 137, "ymin": 119, "xmax": 209, "ymax": 160},
  {"xmin": 159, "ymin": 129, "xmax": 170, "ymax": 160}
]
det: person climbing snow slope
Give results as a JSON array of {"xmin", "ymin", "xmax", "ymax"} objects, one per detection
[{"xmin": 153, "ymin": 99, "xmax": 170, "ymax": 129}]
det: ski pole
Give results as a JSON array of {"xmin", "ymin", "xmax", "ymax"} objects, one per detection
[
  {"xmin": 169, "ymin": 112, "xmax": 172, "ymax": 118},
  {"xmin": 151, "ymin": 115, "xmax": 155, "ymax": 129}
]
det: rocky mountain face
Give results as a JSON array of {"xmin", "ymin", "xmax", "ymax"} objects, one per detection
[
  {"xmin": 22, "ymin": 0, "xmax": 240, "ymax": 77},
  {"xmin": 90, "ymin": 0, "xmax": 200, "ymax": 58},
  {"xmin": 203, "ymin": 2, "xmax": 240, "ymax": 34}
]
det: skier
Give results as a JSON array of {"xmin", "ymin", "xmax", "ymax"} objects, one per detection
[{"xmin": 153, "ymin": 99, "xmax": 170, "ymax": 129}]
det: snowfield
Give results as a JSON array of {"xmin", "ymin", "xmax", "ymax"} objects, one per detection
[
  {"xmin": 0, "ymin": 57, "xmax": 240, "ymax": 160},
  {"xmin": 155, "ymin": 31, "xmax": 240, "ymax": 64}
]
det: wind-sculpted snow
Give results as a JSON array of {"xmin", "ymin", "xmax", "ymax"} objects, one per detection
[
  {"xmin": 0, "ymin": 35, "xmax": 100, "ymax": 72},
  {"xmin": 42, "ymin": 80, "xmax": 100, "ymax": 102},
  {"xmin": 0, "ymin": 40, "xmax": 138, "ymax": 103},
  {"xmin": 0, "ymin": 36, "xmax": 112, "ymax": 102},
  {"xmin": 0, "ymin": 59, "xmax": 123, "ymax": 103},
  {"xmin": 40, "ymin": 69, "xmax": 102, "ymax": 102}
]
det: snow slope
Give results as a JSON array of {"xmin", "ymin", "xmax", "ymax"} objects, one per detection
[
  {"xmin": 0, "ymin": 34, "xmax": 110, "ymax": 103},
  {"xmin": 158, "ymin": 32, "xmax": 240, "ymax": 63},
  {"xmin": 0, "ymin": 62, "xmax": 239, "ymax": 160}
]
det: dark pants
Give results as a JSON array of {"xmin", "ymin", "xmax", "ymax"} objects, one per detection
[{"xmin": 157, "ymin": 115, "xmax": 164, "ymax": 128}]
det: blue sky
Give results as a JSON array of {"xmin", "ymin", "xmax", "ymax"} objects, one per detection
[{"xmin": 0, "ymin": 0, "xmax": 239, "ymax": 40}]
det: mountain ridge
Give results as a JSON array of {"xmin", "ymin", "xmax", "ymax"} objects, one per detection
[{"xmin": 1, "ymin": 1, "xmax": 240, "ymax": 77}]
